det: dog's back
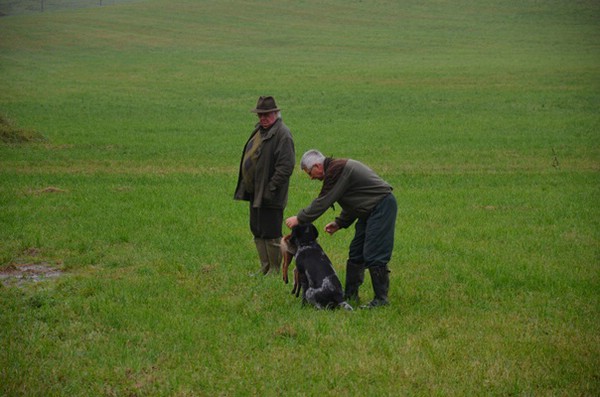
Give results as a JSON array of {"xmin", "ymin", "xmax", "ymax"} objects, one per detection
[{"xmin": 296, "ymin": 242, "xmax": 345, "ymax": 308}]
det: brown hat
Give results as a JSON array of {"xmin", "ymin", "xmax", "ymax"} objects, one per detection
[{"xmin": 251, "ymin": 96, "xmax": 280, "ymax": 113}]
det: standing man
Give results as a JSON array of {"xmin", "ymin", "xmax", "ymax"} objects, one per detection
[
  {"xmin": 285, "ymin": 149, "xmax": 397, "ymax": 308},
  {"xmin": 234, "ymin": 96, "xmax": 295, "ymax": 275}
]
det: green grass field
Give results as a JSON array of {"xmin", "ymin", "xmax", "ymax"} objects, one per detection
[{"xmin": 1, "ymin": 0, "xmax": 599, "ymax": 395}]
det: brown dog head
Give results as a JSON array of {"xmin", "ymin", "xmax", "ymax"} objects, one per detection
[{"xmin": 281, "ymin": 224, "xmax": 319, "ymax": 284}]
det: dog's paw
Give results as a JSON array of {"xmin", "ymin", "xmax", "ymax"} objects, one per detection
[{"xmin": 339, "ymin": 302, "xmax": 354, "ymax": 311}]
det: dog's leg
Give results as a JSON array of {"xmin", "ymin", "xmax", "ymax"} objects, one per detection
[
  {"xmin": 292, "ymin": 268, "xmax": 300, "ymax": 296},
  {"xmin": 280, "ymin": 235, "xmax": 297, "ymax": 284},
  {"xmin": 299, "ymin": 273, "xmax": 309, "ymax": 304},
  {"xmin": 282, "ymin": 251, "xmax": 293, "ymax": 284}
]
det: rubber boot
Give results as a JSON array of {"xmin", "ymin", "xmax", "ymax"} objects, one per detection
[
  {"xmin": 361, "ymin": 266, "xmax": 390, "ymax": 309},
  {"xmin": 344, "ymin": 261, "xmax": 365, "ymax": 304},
  {"xmin": 253, "ymin": 238, "xmax": 270, "ymax": 275},
  {"xmin": 265, "ymin": 238, "xmax": 282, "ymax": 274}
]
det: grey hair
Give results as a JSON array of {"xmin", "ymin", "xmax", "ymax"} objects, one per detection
[{"xmin": 300, "ymin": 149, "xmax": 326, "ymax": 171}]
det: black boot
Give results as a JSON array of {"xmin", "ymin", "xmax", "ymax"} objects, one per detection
[
  {"xmin": 361, "ymin": 266, "xmax": 390, "ymax": 309},
  {"xmin": 344, "ymin": 261, "xmax": 365, "ymax": 304}
]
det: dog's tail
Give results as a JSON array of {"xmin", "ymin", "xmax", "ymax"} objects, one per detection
[{"xmin": 280, "ymin": 235, "xmax": 293, "ymax": 284}]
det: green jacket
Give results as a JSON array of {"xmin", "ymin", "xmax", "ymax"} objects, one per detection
[
  {"xmin": 297, "ymin": 159, "xmax": 393, "ymax": 228},
  {"xmin": 234, "ymin": 118, "xmax": 295, "ymax": 209}
]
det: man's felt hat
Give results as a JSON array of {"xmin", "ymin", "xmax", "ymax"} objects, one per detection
[{"xmin": 251, "ymin": 96, "xmax": 280, "ymax": 113}]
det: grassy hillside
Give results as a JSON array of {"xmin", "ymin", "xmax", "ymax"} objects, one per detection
[{"xmin": 1, "ymin": 0, "xmax": 599, "ymax": 395}]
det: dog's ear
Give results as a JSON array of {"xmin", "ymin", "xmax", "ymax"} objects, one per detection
[
  {"xmin": 310, "ymin": 223, "xmax": 319, "ymax": 239},
  {"xmin": 289, "ymin": 225, "xmax": 297, "ymax": 243}
]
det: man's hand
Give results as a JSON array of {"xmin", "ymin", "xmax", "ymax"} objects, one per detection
[
  {"xmin": 324, "ymin": 222, "xmax": 340, "ymax": 235},
  {"xmin": 285, "ymin": 216, "xmax": 299, "ymax": 229}
]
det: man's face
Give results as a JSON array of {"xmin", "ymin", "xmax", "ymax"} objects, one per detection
[
  {"xmin": 257, "ymin": 111, "xmax": 277, "ymax": 129},
  {"xmin": 305, "ymin": 163, "xmax": 325, "ymax": 181}
]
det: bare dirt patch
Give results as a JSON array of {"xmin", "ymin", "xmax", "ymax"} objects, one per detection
[
  {"xmin": 0, "ymin": 263, "xmax": 63, "ymax": 286},
  {"xmin": 1, "ymin": 248, "xmax": 63, "ymax": 286},
  {"xmin": 0, "ymin": 114, "xmax": 46, "ymax": 143},
  {"xmin": 29, "ymin": 186, "xmax": 68, "ymax": 195}
]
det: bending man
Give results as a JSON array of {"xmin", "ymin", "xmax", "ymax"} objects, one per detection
[{"xmin": 285, "ymin": 149, "xmax": 397, "ymax": 308}]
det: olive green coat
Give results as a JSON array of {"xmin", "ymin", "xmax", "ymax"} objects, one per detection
[{"xmin": 234, "ymin": 118, "xmax": 295, "ymax": 209}]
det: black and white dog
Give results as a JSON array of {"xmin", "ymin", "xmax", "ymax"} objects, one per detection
[{"xmin": 281, "ymin": 224, "xmax": 352, "ymax": 311}]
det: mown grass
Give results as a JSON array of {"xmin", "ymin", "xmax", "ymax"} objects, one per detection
[{"xmin": 1, "ymin": 0, "xmax": 599, "ymax": 395}]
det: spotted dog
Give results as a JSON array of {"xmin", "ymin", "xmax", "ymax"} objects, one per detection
[{"xmin": 281, "ymin": 224, "xmax": 352, "ymax": 311}]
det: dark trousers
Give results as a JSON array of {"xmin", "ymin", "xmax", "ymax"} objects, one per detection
[
  {"xmin": 249, "ymin": 204, "xmax": 283, "ymax": 239},
  {"xmin": 348, "ymin": 193, "xmax": 397, "ymax": 268}
]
